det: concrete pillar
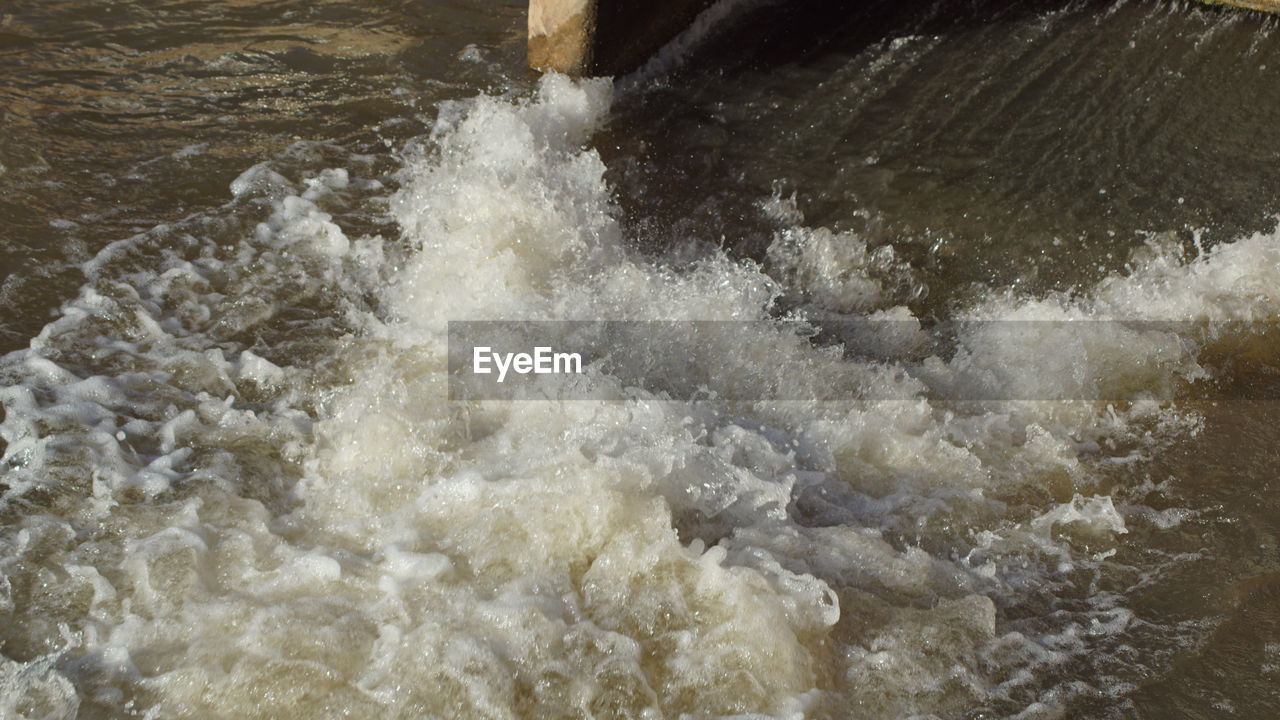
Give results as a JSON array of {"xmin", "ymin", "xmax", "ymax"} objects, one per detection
[{"xmin": 528, "ymin": 0, "xmax": 718, "ymax": 76}]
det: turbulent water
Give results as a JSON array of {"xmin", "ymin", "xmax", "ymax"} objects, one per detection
[{"xmin": 2, "ymin": 1, "xmax": 1279, "ymax": 718}]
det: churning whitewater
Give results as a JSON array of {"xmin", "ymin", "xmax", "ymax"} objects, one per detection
[{"xmin": 2, "ymin": 72, "xmax": 1279, "ymax": 719}]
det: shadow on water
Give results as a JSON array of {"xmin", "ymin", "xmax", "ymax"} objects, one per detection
[
  {"xmin": 600, "ymin": 0, "xmax": 1280, "ymax": 320},
  {"xmin": 668, "ymin": 0, "xmax": 1123, "ymax": 72}
]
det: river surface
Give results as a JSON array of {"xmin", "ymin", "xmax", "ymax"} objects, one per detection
[{"xmin": 1, "ymin": 1, "xmax": 1279, "ymax": 718}]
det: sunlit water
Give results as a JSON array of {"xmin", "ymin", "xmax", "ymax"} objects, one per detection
[{"xmin": 2, "ymin": 1, "xmax": 1279, "ymax": 718}]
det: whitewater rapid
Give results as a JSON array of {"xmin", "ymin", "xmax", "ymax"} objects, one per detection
[{"xmin": 3, "ymin": 73, "xmax": 1279, "ymax": 719}]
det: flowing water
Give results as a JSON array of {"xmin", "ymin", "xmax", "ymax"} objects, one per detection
[{"xmin": 2, "ymin": 0, "xmax": 1279, "ymax": 718}]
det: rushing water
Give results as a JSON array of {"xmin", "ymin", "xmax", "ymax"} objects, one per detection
[{"xmin": 2, "ymin": 0, "xmax": 1279, "ymax": 718}]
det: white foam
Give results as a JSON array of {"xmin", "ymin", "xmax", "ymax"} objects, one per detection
[{"xmin": 4, "ymin": 71, "xmax": 1280, "ymax": 720}]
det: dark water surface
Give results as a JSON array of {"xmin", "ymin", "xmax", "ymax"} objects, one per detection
[{"xmin": 0, "ymin": 0, "xmax": 528, "ymax": 351}]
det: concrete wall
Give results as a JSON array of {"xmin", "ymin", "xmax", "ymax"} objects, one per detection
[
  {"xmin": 528, "ymin": 0, "xmax": 717, "ymax": 76},
  {"xmin": 1212, "ymin": 0, "xmax": 1280, "ymax": 10}
]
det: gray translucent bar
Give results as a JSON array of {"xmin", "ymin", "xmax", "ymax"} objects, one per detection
[{"xmin": 446, "ymin": 320, "xmax": 1278, "ymax": 401}]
